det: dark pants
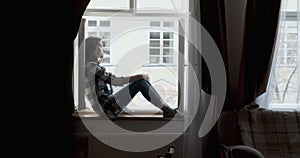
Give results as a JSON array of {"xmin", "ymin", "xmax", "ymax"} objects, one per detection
[{"xmin": 114, "ymin": 79, "xmax": 164, "ymax": 109}]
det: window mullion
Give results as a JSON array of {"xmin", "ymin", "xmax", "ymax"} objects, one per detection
[
  {"xmin": 78, "ymin": 20, "xmax": 87, "ymax": 110},
  {"xmin": 130, "ymin": 0, "xmax": 137, "ymax": 12},
  {"xmin": 297, "ymin": 10, "xmax": 300, "ymax": 105},
  {"xmin": 161, "ymin": 31, "xmax": 164, "ymax": 64}
]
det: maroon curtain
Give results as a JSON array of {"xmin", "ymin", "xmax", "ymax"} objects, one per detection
[
  {"xmin": 189, "ymin": 0, "xmax": 229, "ymax": 157},
  {"xmin": 199, "ymin": 0, "xmax": 229, "ymax": 96},
  {"xmin": 236, "ymin": 0, "xmax": 281, "ymax": 109},
  {"xmin": 199, "ymin": 0, "xmax": 281, "ymax": 110},
  {"xmin": 196, "ymin": 1, "xmax": 281, "ymax": 158}
]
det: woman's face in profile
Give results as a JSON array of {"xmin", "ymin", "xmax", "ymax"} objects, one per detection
[{"xmin": 97, "ymin": 41, "xmax": 105, "ymax": 59}]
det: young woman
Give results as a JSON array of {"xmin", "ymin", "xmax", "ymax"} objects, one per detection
[{"xmin": 84, "ymin": 36, "xmax": 177, "ymax": 120}]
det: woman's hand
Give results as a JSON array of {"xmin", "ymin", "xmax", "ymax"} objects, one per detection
[
  {"xmin": 142, "ymin": 74, "xmax": 150, "ymax": 81},
  {"xmin": 128, "ymin": 74, "xmax": 150, "ymax": 82}
]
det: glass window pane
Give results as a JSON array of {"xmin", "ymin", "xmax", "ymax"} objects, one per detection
[
  {"xmin": 101, "ymin": 57, "xmax": 110, "ymax": 63},
  {"xmin": 287, "ymin": 42, "xmax": 297, "ymax": 48},
  {"xmin": 163, "ymin": 57, "xmax": 173, "ymax": 63},
  {"xmin": 104, "ymin": 48, "xmax": 110, "ymax": 55},
  {"xmin": 163, "ymin": 49, "xmax": 173, "ymax": 55},
  {"xmin": 150, "ymin": 40, "xmax": 160, "ymax": 47},
  {"xmin": 88, "ymin": 32, "xmax": 97, "ymax": 37},
  {"xmin": 287, "ymin": 49, "xmax": 297, "ymax": 56},
  {"xmin": 87, "ymin": 0, "xmax": 129, "ymax": 10},
  {"xmin": 163, "ymin": 40, "xmax": 173, "ymax": 47},
  {"xmin": 102, "ymin": 40, "xmax": 110, "ymax": 47},
  {"xmin": 287, "ymin": 33, "xmax": 297, "ymax": 41},
  {"xmin": 88, "ymin": 20, "xmax": 97, "ymax": 27},
  {"xmin": 150, "ymin": 21, "xmax": 160, "ymax": 27},
  {"xmin": 150, "ymin": 32, "xmax": 160, "ymax": 39},
  {"xmin": 100, "ymin": 32, "xmax": 110, "ymax": 39},
  {"xmin": 163, "ymin": 21, "xmax": 174, "ymax": 27},
  {"xmin": 275, "ymin": 67, "xmax": 298, "ymax": 103},
  {"xmin": 150, "ymin": 49, "xmax": 160, "ymax": 55},
  {"xmin": 100, "ymin": 20, "xmax": 110, "ymax": 27},
  {"xmin": 150, "ymin": 57, "xmax": 160, "ymax": 63},
  {"xmin": 287, "ymin": 57, "xmax": 297, "ymax": 65},
  {"xmin": 163, "ymin": 32, "xmax": 173, "ymax": 39}
]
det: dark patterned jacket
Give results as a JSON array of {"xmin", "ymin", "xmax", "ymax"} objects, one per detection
[{"xmin": 85, "ymin": 62, "xmax": 126, "ymax": 120}]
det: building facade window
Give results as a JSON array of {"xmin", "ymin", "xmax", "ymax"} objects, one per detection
[{"xmin": 149, "ymin": 21, "xmax": 176, "ymax": 65}]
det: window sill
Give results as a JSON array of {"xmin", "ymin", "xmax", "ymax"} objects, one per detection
[
  {"xmin": 72, "ymin": 109, "xmax": 185, "ymax": 132},
  {"xmin": 270, "ymin": 103, "xmax": 300, "ymax": 110},
  {"xmin": 142, "ymin": 64, "xmax": 177, "ymax": 67},
  {"xmin": 72, "ymin": 109, "xmax": 184, "ymax": 121}
]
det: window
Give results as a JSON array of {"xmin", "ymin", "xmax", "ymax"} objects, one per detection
[
  {"xmin": 73, "ymin": 0, "xmax": 189, "ymax": 114},
  {"xmin": 267, "ymin": 0, "xmax": 300, "ymax": 109},
  {"xmin": 149, "ymin": 21, "xmax": 177, "ymax": 64}
]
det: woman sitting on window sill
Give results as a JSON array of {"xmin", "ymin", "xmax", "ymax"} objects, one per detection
[{"xmin": 84, "ymin": 36, "xmax": 178, "ymax": 121}]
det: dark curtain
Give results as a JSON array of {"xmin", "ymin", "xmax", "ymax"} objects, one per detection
[
  {"xmin": 195, "ymin": 0, "xmax": 281, "ymax": 157},
  {"xmin": 198, "ymin": 1, "xmax": 229, "ymax": 157},
  {"xmin": 16, "ymin": 0, "xmax": 90, "ymax": 157},
  {"xmin": 236, "ymin": 0, "xmax": 281, "ymax": 109},
  {"xmin": 27, "ymin": 0, "xmax": 90, "ymax": 158},
  {"xmin": 199, "ymin": 0, "xmax": 229, "ymax": 96},
  {"xmin": 199, "ymin": 0, "xmax": 281, "ymax": 110},
  {"xmin": 60, "ymin": 1, "xmax": 90, "ymax": 158}
]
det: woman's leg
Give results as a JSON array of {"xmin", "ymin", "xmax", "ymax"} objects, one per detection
[
  {"xmin": 133, "ymin": 79, "xmax": 178, "ymax": 117},
  {"xmin": 114, "ymin": 79, "xmax": 165, "ymax": 109},
  {"xmin": 114, "ymin": 79, "xmax": 177, "ymax": 117}
]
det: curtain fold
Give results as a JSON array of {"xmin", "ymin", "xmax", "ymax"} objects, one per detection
[
  {"xmin": 236, "ymin": 0, "xmax": 282, "ymax": 109},
  {"xmin": 193, "ymin": 0, "xmax": 281, "ymax": 157},
  {"xmin": 198, "ymin": 0, "xmax": 281, "ymax": 110},
  {"xmin": 200, "ymin": 0, "xmax": 229, "ymax": 96},
  {"xmin": 255, "ymin": 0, "xmax": 287, "ymax": 109},
  {"xmin": 191, "ymin": 1, "xmax": 229, "ymax": 158}
]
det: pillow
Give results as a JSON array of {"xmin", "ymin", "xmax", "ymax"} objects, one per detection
[{"xmin": 238, "ymin": 103, "xmax": 300, "ymax": 158}]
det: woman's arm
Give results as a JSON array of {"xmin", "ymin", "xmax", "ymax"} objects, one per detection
[
  {"xmin": 128, "ymin": 74, "xmax": 149, "ymax": 82},
  {"xmin": 111, "ymin": 74, "xmax": 149, "ymax": 86}
]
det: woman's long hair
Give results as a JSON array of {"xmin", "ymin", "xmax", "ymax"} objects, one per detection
[{"xmin": 85, "ymin": 36, "xmax": 102, "ymax": 64}]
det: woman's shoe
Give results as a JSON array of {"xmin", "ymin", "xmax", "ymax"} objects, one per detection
[{"xmin": 161, "ymin": 105, "xmax": 177, "ymax": 117}]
